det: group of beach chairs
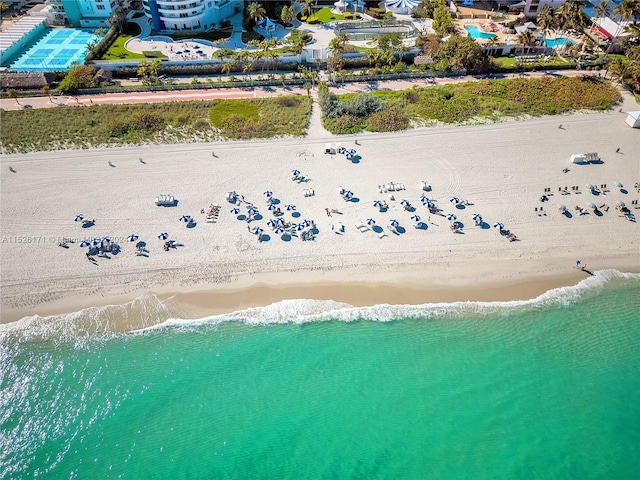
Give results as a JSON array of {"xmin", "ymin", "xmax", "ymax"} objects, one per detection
[
  {"xmin": 379, "ymin": 182, "xmax": 405, "ymax": 194},
  {"xmin": 205, "ymin": 204, "xmax": 221, "ymax": 223},
  {"xmin": 155, "ymin": 194, "xmax": 176, "ymax": 206},
  {"xmin": 303, "ymin": 188, "xmax": 315, "ymax": 197}
]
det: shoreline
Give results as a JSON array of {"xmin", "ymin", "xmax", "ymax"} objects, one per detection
[{"xmin": 3, "ymin": 254, "xmax": 638, "ymax": 325}]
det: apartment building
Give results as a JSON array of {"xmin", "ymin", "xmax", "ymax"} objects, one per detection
[{"xmin": 143, "ymin": 0, "xmax": 236, "ymax": 32}]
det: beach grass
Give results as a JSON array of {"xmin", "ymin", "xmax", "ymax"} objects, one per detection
[
  {"xmin": 322, "ymin": 77, "xmax": 621, "ymax": 134},
  {"xmin": 0, "ymin": 96, "xmax": 311, "ymax": 153}
]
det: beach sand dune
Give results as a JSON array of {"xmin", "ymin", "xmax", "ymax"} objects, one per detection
[{"xmin": 1, "ymin": 101, "xmax": 639, "ymax": 323}]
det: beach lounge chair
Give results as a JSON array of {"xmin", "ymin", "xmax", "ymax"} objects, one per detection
[
  {"xmin": 421, "ymin": 181, "xmax": 431, "ymax": 192},
  {"xmin": 355, "ymin": 222, "xmax": 369, "ymax": 233},
  {"xmin": 155, "ymin": 194, "xmax": 175, "ymax": 206}
]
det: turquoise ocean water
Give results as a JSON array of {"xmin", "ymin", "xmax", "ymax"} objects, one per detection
[{"xmin": 1, "ymin": 270, "xmax": 639, "ymax": 479}]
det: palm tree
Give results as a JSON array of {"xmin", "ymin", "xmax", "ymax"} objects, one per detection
[
  {"xmin": 246, "ymin": 2, "xmax": 266, "ymax": 27},
  {"xmin": 624, "ymin": 20, "xmax": 640, "ymax": 42},
  {"xmin": 42, "ymin": 85, "xmax": 52, "ymax": 103},
  {"xmin": 301, "ymin": 0, "xmax": 314, "ymax": 19},
  {"xmin": 537, "ymin": 5, "xmax": 557, "ymax": 48},
  {"xmin": 607, "ymin": 0, "xmax": 640, "ymax": 53},
  {"xmin": 516, "ymin": 29, "xmax": 537, "ymax": 55},
  {"xmin": 222, "ymin": 61, "xmax": 234, "ymax": 76},
  {"xmin": 8, "ymin": 89, "xmax": 20, "ymax": 105},
  {"xmin": 328, "ymin": 33, "xmax": 349, "ymax": 54}
]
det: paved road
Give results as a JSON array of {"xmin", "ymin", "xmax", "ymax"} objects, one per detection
[{"xmin": 0, "ymin": 69, "xmax": 603, "ymax": 111}]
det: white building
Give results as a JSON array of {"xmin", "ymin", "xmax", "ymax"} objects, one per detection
[
  {"xmin": 142, "ymin": 0, "xmax": 237, "ymax": 32},
  {"xmin": 43, "ymin": 0, "xmax": 124, "ymax": 27}
]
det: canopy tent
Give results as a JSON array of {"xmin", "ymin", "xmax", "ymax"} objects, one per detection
[
  {"xmin": 384, "ymin": 0, "xmax": 420, "ymax": 14},
  {"xmin": 257, "ymin": 17, "xmax": 276, "ymax": 29},
  {"xmin": 625, "ymin": 111, "xmax": 640, "ymax": 128}
]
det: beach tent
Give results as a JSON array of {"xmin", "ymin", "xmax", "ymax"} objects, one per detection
[
  {"xmin": 385, "ymin": 0, "xmax": 420, "ymax": 14},
  {"xmin": 625, "ymin": 111, "xmax": 640, "ymax": 128},
  {"xmin": 257, "ymin": 17, "xmax": 276, "ymax": 29}
]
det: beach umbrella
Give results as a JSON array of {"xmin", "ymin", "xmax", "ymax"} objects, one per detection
[
  {"xmin": 267, "ymin": 203, "xmax": 276, "ymax": 211},
  {"xmin": 344, "ymin": 191, "xmax": 353, "ymax": 199},
  {"xmin": 615, "ymin": 182, "xmax": 623, "ymax": 188},
  {"xmin": 74, "ymin": 214, "xmax": 84, "ymax": 222},
  {"xmin": 79, "ymin": 240, "xmax": 90, "ymax": 247},
  {"xmin": 557, "ymin": 205, "xmax": 567, "ymax": 212},
  {"xmin": 303, "ymin": 219, "xmax": 313, "ymax": 227},
  {"xmin": 267, "ymin": 219, "xmax": 277, "ymax": 228},
  {"xmin": 274, "ymin": 226, "xmax": 284, "ymax": 234},
  {"xmin": 586, "ymin": 202, "xmax": 597, "ymax": 209},
  {"xmin": 276, "ymin": 217, "xmax": 286, "ymax": 226},
  {"xmin": 230, "ymin": 207, "xmax": 240, "ymax": 214},
  {"xmin": 349, "ymin": 149, "xmax": 356, "ymax": 155},
  {"xmin": 366, "ymin": 218, "xmax": 376, "ymax": 226},
  {"xmin": 136, "ymin": 241, "xmax": 146, "ymax": 248},
  {"xmin": 449, "ymin": 197, "xmax": 460, "ymax": 204},
  {"xmin": 400, "ymin": 199, "xmax": 410, "ymax": 207},
  {"xmin": 91, "ymin": 238, "xmax": 101, "ymax": 246},
  {"xmin": 389, "ymin": 219, "xmax": 399, "ymax": 227},
  {"xmin": 446, "ymin": 214, "xmax": 457, "ymax": 222},
  {"xmin": 295, "ymin": 223, "xmax": 306, "ymax": 231},
  {"xmin": 493, "ymin": 222, "xmax": 504, "ymax": 230},
  {"xmin": 292, "ymin": 169, "xmax": 300, "ymax": 177},
  {"xmin": 102, "ymin": 236, "xmax": 111, "ymax": 243},
  {"xmin": 158, "ymin": 232, "xmax": 168, "ymax": 240},
  {"xmin": 247, "ymin": 206, "xmax": 257, "ymax": 215},
  {"xmin": 472, "ymin": 213, "xmax": 482, "ymax": 223},
  {"xmin": 179, "ymin": 215, "xmax": 191, "ymax": 222},
  {"xmin": 251, "ymin": 227, "xmax": 263, "ymax": 235},
  {"xmin": 616, "ymin": 200, "xmax": 626, "ymax": 208},
  {"xmin": 285, "ymin": 204, "xmax": 295, "ymax": 211},
  {"xmin": 411, "ymin": 215, "xmax": 421, "ymax": 222},
  {"xmin": 420, "ymin": 195, "xmax": 429, "ymax": 204},
  {"xmin": 263, "ymin": 191, "xmax": 273, "ymax": 198},
  {"xmin": 373, "ymin": 200, "xmax": 383, "ymax": 208},
  {"xmin": 586, "ymin": 183, "xmax": 594, "ymax": 190},
  {"xmin": 127, "ymin": 234, "xmax": 139, "ymax": 242}
]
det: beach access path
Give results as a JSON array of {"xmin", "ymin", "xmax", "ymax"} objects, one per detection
[{"xmin": 1, "ymin": 87, "xmax": 638, "ymax": 323}]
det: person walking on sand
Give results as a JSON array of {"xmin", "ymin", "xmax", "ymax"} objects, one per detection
[
  {"xmin": 558, "ymin": 124, "xmax": 563, "ymax": 129},
  {"xmin": 616, "ymin": 147, "xmax": 620, "ymax": 153}
]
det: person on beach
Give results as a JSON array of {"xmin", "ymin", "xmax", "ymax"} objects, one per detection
[
  {"xmin": 325, "ymin": 208, "xmax": 331, "ymax": 217},
  {"xmin": 558, "ymin": 124, "xmax": 563, "ymax": 129},
  {"xmin": 616, "ymin": 148, "xmax": 620, "ymax": 153}
]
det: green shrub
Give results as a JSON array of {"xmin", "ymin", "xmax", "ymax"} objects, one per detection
[
  {"xmin": 323, "ymin": 114, "xmax": 363, "ymax": 134},
  {"xmin": 128, "ymin": 113, "xmax": 164, "ymax": 131},
  {"xmin": 342, "ymin": 93, "xmax": 384, "ymax": 117},
  {"xmin": 366, "ymin": 110, "xmax": 409, "ymax": 131},
  {"xmin": 108, "ymin": 121, "xmax": 128, "ymax": 137}
]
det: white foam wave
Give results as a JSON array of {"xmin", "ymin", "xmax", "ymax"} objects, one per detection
[
  {"xmin": 2, "ymin": 270, "xmax": 639, "ymax": 340},
  {"xmin": 142, "ymin": 269, "xmax": 640, "ymax": 331}
]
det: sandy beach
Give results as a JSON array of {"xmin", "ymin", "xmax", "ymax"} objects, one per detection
[{"xmin": 1, "ymin": 93, "xmax": 639, "ymax": 324}]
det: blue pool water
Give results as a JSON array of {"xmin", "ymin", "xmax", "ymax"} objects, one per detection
[
  {"xmin": 544, "ymin": 36, "xmax": 575, "ymax": 47},
  {"xmin": 465, "ymin": 25, "xmax": 496, "ymax": 40},
  {"xmin": 7, "ymin": 28, "xmax": 104, "ymax": 72}
]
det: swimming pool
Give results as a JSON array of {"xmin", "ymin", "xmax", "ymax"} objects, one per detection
[
  {"xmin": 464, "ymin": 25, "xmax": 496, "ymax": 40},
  {"xmin": 6, "ymin": 28, "xmax": 104, "ymax": 72},
  {"xmin": 544, "ymin": 37, "xmax": 575, "ymax": 47}
]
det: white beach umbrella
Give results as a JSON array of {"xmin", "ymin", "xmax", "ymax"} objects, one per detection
[
  {"xmin": 373, "ymin": 200, "xmax": 383, "ymax": 208},
  {"xmin": 158, "ymin": 232, "xmax": 168, "ymax": 240},
  {"xmin": 557, "ymin": 205, "xmax": 567, "ymax": 212},
  {"xmin": 366, "ymin": 218, "xmax": 376, "ymax": 226},
  {"xmin": 263, "ymin": 190, "xmax": 273, "ymax": 198},
  {"xmin": 586, "ymin": 183, "xmax": 594, "ymax": 190},
  {"xmin": 79, "ymin": 240, "xmax": 90, "ymax": 247},
  {"xmin": 247, "ymin": 206, "xmax": 257, "ymax": 215},
  {"xmin": 91, "ymin": 238, "xmax": 101, "ymax": 246},
  {"xmin": 179, "ymin": 215, "xmax": 191, "ymax": 222},
  {"xmin": 493, "ymin": 222, "xmax": 504, "ymax": 230},
  {"xmin": 230, "ymin": 207, "xmax": 240, "ymax": 214},
  {"xmin": 586, "ymin": 202, "xmax": 597, "ymax": 209},
  {"xmin": 303, "ymin": 219, "xmax": 313, "ymax": 227},
  {"xmin": 472, "ymin": 213, "xmax": 482, "ymax": 223},
  {"xmin": 400, "ymin": 199, "xmax": 410, "ymax": 207},
  {"xmin": 616, "ymin": 201, "xmax": 626, "ymax": 208},
  {"xmin": 285, "ymin": 204, "xmax": 296, "ymax": 211},
  {"xmin": 615, "ymin": 182, "xmax": 623, "ymax": 188},
  {"xmin": 251, "ymin": 227, "xmax": 263, "ymax": 235},
  {"xmin": 74, "ymin": 214, "xmax": 84, "ymax": 222},
  {"xmin": 295, "ymin": 223, "xmax": 306, "ymax": 231},
  {"xmin": 292, "ymin": 169, "xmax": 300, "ymax": 176},
  {"xmin": 410, "ymin": 215, "xmax": 421, "ymax": 222},
  {"xmin": 127, "ymin": 234, "xmax": 139, "ymax": 242},
  {"xmin": 268, "ymin": 203, "xmax": 276, "ymax": 211},
  {"xmin": 389, "ymin": 219, "xmax": 399, "ymax": 227},
  {"xmin": 420, "ymin": 195, "xmax": 429, "ymax": 204},
  {"xmin": 267, "ymin": 219, "xmax": 277, "ymax": 228},
  {"xmin": 449, "ymin": 197, "xmax": 460, "ymax": 204},
  {"xmin": 274, "ymin": 226, "xmax": 284, "ymax": 234},
  {"xmin": 344, "ymin": 191, "xmax": 353, "ymax": 200},
  {"xmin": 446, "ymin": 214, "xmax": 457, "ymax": 222}
]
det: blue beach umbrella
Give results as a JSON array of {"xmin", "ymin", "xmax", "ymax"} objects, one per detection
[
  {"xmin": 292, "ymin": 169, "xmax": 300, "ymax": 176},
  {"xmin": 344, "ymin": 191, "xmax": 353, "ymax": 200},
  {"xmin": 303, "ymin": 219, "xmax": 313, "ymax": 227},
  {"xmin": 389, "ymin": 219, "xmax": 399, "ymax": 227},
  {"xmin": 79, "ymin": 240, "xmax": 90, "ymax": 247},
  {"xmin": 127, "ymin": 234, "xmax": 138, "ymax": 242},
  {"xmin": 263, "ymin": 191, "xmax": 273, "ymax": 198},
  {"xmin": 295, "ymin": 223, "xmax": 305, "ymax": 231},
  {"xmin": 449, "ymin": 197, "xmax": 460, "ymax": 204},
  {"xmin": 285, "ymin": 204, "xmax": 295, "ymax": 211},
  {"xmin": 493, "ymin": 222, "xmax": 504, "ymax": 230},
  {"xmin": 230, "ymin": 207, "xmax": 240, "ymax": 214},
  {"xmin": 251, "ymin": 227, "xmax": 263, "ymax": 235},
  {"xmin": 373, "ymin": 200, "xmax": 383, "ymax": 208},
  {"xmin": 158, "ymin": 232, "xmax": 168, "ymax": 240},
  {"xmin": 247, "ymin": 206, "xmax": 257, "ymax": 215},
  {"xmin": 400, "ymin": 199, "xmax": 410, "ymax": 207},
  {"xmin": 179, "ymin": 215, "xmax": 191, "ymax": 222},
  {"xmin": 420, "ymin": 195, "xmax": 429, "ymax": 203},
  {"xmin": 267, "ymin": 219, "xmax": 277, "ymax": 228},
  {"xmin": 410, "ymin": 215, "xmax": 421, "ymax": 222},
  {"xmin": 274, "ymin": 226, "xmax": 284, "ymax": 234},
  {"xmin": 366, "ymin": 218, "xmax": 376, "ymax": 226},
  {"xmin": 74, "ymin": 214, "xmax": 84, "ymax": 222},
  {"xmin": 446, "ymin": 214, "xmax": 457, "ymax": 222},
  {"xmin": 91, "ymin": 238, "xmax": 101, "ymax": 246},
  {"xmin": 472, "ymin": 213, "xmax": 482, "ymax": 223},
  {"xmin": 268, "ymin": 203, "xmax": 276, "ymax": 211}
]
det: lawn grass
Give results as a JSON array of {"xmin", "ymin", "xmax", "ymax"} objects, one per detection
[
  {"xmin": 102, "ymin": 24, "xmax": 151, "ymax": 60},
  {"xmin": 321, "ymin": 76, "xmax": 621, "ymax": 134},
  {"xmin": 493, "ymin": 56, "xmax": 573, "ymax": 69},
  {"xmin": 312, "ymin": 7, "xmax": 343, "ymax": 23},
  {"xmin": 0, "ymin": 96, "xmax": 312, "ymax": 153}
]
